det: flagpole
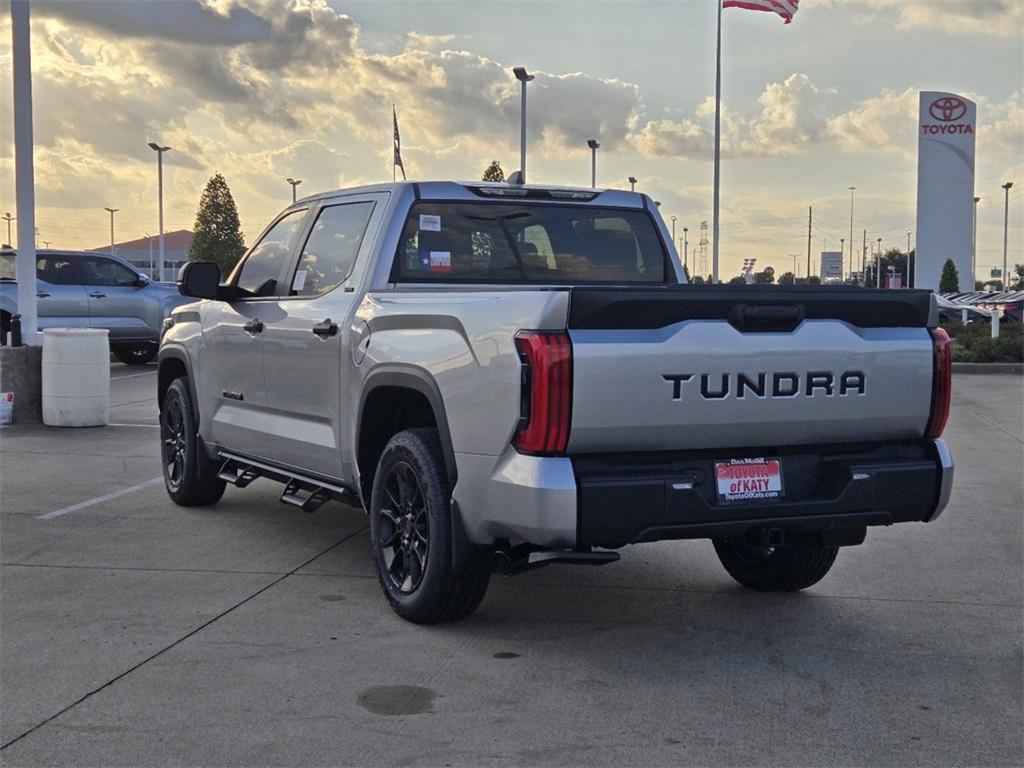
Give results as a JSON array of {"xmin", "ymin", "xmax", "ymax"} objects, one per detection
[{"xmin": 712, "ymin": 0, "xmax": 722, "ymax": 284}]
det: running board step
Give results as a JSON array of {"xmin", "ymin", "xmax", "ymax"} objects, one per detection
[
  {"xmin": 217, "ymin": 452, "xmax": 359, "ymax": 512},
  {"xmin": 494, "ymin": 548, "xmax": 620, "ymax": 576},
  {"xmin": 280, "ymin": 479, "xmax": 333, "ymax": 513}
]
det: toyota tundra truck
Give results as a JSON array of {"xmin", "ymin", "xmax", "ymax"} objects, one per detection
[{"xmin": 159, "ymin": 181, "xmax": 953, "ymax": 623}]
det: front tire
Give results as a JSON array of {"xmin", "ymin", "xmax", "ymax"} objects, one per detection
[
  {"xmin": 713, "ymin": 539, "xmax": 838, "ymax": 592},
  {"xmin": 370, "ymin": 429, "xmax": 490, "ymax": 624},
  {"xmin": 115, "ymin": 345, "xmax": 156, "ymax": 366},
  {"xmin": 160, "ymin": 377, "xmax": 226, "ymax": 507}
]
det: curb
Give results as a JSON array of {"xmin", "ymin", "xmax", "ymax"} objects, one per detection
[{"xmin": 952, "ymin": 362, "xmax": 1023, "ymax": 375}]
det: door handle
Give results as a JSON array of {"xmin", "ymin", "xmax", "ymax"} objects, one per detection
[
  {"xmin": 36, "ymin": 292, "xmax": 50, "ymax": 298},
  {"xmin": 243, "ymin": 318, "xmax": 264, "ymax": 335},
  {"xmin": 312, "ymin": 318, "xmax": 338, "ymax": 339},
  {"xmin": 88, "ymin": 292, "xmax": 106, "ymax": 299}
]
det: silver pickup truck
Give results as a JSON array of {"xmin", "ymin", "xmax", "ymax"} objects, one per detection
[
  {"xmin": 1, "ymin": 249, "xmax": 187, "ymax": 364},
  {"xmin": 159, "ymin": 181, "xmax": 953, "ymax": 624}
]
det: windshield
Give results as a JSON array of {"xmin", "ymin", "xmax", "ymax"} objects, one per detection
[{"xmin": 394, "ymin": 203, "xmax": 669, "ymax": 284}]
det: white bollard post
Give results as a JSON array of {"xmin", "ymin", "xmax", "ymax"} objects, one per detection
[
  {"xmin": 962, "ymin": 308, "xmax": 968, "ymax": 324},
  {"xmin": 991, "ymin": 310, "xmax": 999, "ymax": 340},
  {"xmin": 41, "ymin": 328, "xmax": 110, "ymax": 426}
]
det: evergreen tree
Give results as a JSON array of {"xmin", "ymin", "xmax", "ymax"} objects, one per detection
[
  {"xmin": 939, "ymin": 258, "xmax": 960, "ymax": 293},
  {"xmin": 188, "ymin": 173, "xmax": 246, "ymax": 278},
  {"xmin": 778, "ymin": 271, "xmax": 796, "ymax": 285},
  {"xmin": 482, "ymin": 160, "xmax": 505, "ymax": 182}
]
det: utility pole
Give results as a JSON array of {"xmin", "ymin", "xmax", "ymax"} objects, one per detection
[
  {"xmin": 907, "ymin": 231, "xmax": 912, "ymax": 288},
  {"xmin": 973, "ymin": 196, "xmax": 981, "ymax": 289},
  {"xmin": 848, "ymin": 186, "xmax": 856, "ymax": 280},
  {"xmin": 877, "ymin": 238, "xmax": 882, "ymax": 288},
  {"xmin": 1002, "ymin": 182, "xmax": 1014, "ymax": 291},
  {"xmin": 862, "ymin": 229, "xmax": 867, "ymax": 286},
  {"xmin": 806, "ymin": 206, "xmax": 812, "ymax": 279},
  {"xmin": 683, "ymin": 227, "xmax": 688, "ymax": 273}
]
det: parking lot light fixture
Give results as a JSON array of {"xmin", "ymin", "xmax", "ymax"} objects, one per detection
[
  {"xmin": 287, "ymin": 177, "xmax": 302, "ymax": 204},
  {"xmin": 671, "ymin": 215, "xmax": 676, "ymax": 244},
  {"xmin": 587, "ymin": 139, "xmax": 600, "ymax": 188},
  {"xmin": 104, "ymin": 207, "xmax": 119, "ymax": 253},
  {"xmin": 1002, "ymin": 182, "xmax": 1013, "ymax": 292},
  {"xmin": 148, "ymin": 142, "xmax": 171, "ymax": 281},
  {"xmin": 876, "ymin": 238, "xmax": 882, "ymax": 288},
  {"xmin": 628, "ymin": 176, "xmax": 637, "ymax": 192},
  {"xmin": 2, "ymin": 212, "xmax": 13, "ymax": 246},
  {"xmin": 513, "ymin": 67, "xmax": 534, "ymax": 183}
]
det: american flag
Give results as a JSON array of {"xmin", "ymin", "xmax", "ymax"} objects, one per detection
[
  {"xmin": 722, "ymin": 0, "xmax": 799, "ymax": 24},
  {"xmin": 393, "ymin": 105, "xmax": 406, "ymax": 181}
]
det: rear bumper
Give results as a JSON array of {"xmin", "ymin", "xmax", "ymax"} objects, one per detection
[{"xmin": 574, "ymin": 439, "xmax": 953, "ymax": 548}]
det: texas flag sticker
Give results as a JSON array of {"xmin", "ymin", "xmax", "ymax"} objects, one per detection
[{"xmin": 429, "ymin": 251, "xmax": 451, "ymax": 272}]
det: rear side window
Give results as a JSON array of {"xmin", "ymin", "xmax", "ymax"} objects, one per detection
[
  {"xmin": 76, "ymin": 256, "xmax": 138, "ymax": 286},
  {"xmin": 394, "ymin": 203, "xmax": 668, "ymax": 284},
  {"xmin": 235, "ymin": 210, "xmax": 306, "ymax": 297},
  {"xmin": 290, "ymin": 202, "xmax": 374, "ymax": 296},
  {"xmin": 37, "ymin": 255, "xmax": 77, "ymax": 285}
]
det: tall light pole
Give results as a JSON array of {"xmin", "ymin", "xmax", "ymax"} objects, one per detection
[
  {"xmin": 1002, "ymin": 182, "xmax": 1014, "ymax": 291},
  {"xmin": 973, "ymin": 196, "xmax": 981, "ymax": 289},
  {"xmin": 840, "ymin": 238, "xmax": 845, "ymax": 280},
  {"xmin": 587, "ymin": 139, "xmax": 600, "ymax": 188},
  {"xmin": 287, "ymin": 177, "xmax": 302, "ymax": 203},
  {"xmin": 148, "ymin": 142, "xmax": 170, "ymax": 281},
  {"xmin": 848, "ymin": 186, "xmax": 856, "ymax": 279},
  {"xmin": 670, "ymin": 215, "xmax": 676, "ymax": 246},
  {"xmin": 104, "ymin": 207, "xmax": 118, "ymax": 253},
  {"xmin": 2, "ymin": 212, "xmax": 13, "ymax": 246},
  {"xmin": 146, "ymin": 233, "xmax": 154, "ymax": 278},
  {"xmin": 628, "ymin": 176, "xmax": 637, "ymax": 192},
  {"xmin": 513, "ymin": 67, "xmax": 534, "ymax": 182}
]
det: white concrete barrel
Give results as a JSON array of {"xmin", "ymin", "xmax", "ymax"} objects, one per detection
[{"xmin": 41, "ymin": 328, "xmax": 110, "ymax": 427}]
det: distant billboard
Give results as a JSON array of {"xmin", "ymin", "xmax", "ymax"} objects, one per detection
[
  {"xmin": 820, "ymin": 251, "xmax": 843, "ymax": 281},
  {"xmin": 915, "ymin": 91, "xmax": 976, "ymax": 292}
]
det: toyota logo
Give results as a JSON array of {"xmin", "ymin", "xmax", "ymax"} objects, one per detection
[{"xmin": 929, "ymin": 96, "xmax": 967, "ymax": 122}]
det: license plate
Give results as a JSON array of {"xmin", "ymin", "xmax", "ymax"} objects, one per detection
[{"xmin": 714, "ymin": 458, "xmax": 784, "ymax": 503}]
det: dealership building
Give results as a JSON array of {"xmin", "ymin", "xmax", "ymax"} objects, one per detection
[{"xmin": 90, "ymin": 230, "xmax": 192, "ymax": 281}]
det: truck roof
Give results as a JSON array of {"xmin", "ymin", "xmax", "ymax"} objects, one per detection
[{"xmin": 293, "ymin": 180, "xmax": 649, "ymax": 208}]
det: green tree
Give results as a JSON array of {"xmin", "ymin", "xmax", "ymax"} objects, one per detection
[
  {"xmin": 806, "ymin": 275, "xmax": 821, "ymax": 285},
  {"xmin": 692, "ymin": 275, "xmax": 704, "ymax": 284},
  {"xmin": 939, "ymin": 258, "xmax": 960, "ymax": 293},
  {"xmin": 707, "ymin": 274, "xmax": 714, "ymax": 284},
  {"xmin": 482, "ymin": 160, "xmax": 505, "ymax": 182},
  {"xmin": 778, "ymin": 271, "xmax": 796, "ymax": 285},
  {"xmin": 1011, "ymin": 263, "xmax": 1024, "ymax": 290},
  {"xmin": 755, "ymin": 270, "xmax": 775, "ymax": 285},
  {"xmin": 727, "ymin": 276, "xmax": 746, "ymax": 285},
  {"xmin": 188, "ymin": 173, "xmax": 245, "ymax": 278}
]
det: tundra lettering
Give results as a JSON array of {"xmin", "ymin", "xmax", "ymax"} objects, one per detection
[{"xmin": 663, "ymin": 370, "xmax": 867, "ymax": 400}]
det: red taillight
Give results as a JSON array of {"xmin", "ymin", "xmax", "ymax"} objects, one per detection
[
  {"xmin": 513, "ymin": 331, "xmax": 572, "ymax": 455},
  {"xmin": 925, "ymin": 327, "xmax": 952, "ymax": 439}
]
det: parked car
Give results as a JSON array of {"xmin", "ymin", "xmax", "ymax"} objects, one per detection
[
  {"xmin": 0, "ymin": 248, "xmax": 190, "ymax": 364},
  {"xmin": 935, "ymin": 295, "xmax": 995, "ymax": 325},
  {"xmin": 160, "ymin": 181, "xmax": 953, "ymax": 624}
]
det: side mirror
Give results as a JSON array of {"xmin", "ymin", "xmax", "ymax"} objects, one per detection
[
  {"xmin": 134, "ymin": 274, "xmax": 150, "ymax": 287},
  {"xmin": 178, "ymin": 261, "xmax": 220, "ymax": 300}
]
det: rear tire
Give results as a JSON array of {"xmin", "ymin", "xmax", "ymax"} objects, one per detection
[
  {"xmin": 160, "ymin": 377, "xmax": 226, "ymax": 507},
  {"xmin": 370, "ymin": 428, "xmax": 491, "ymax": 624},
  {"xmin": 114, "ymin": 345, "xmax": 156, "ymax": 366},
  {"xmin": 713, "ymin": 539, "xmax": 838, "ymax": 592}
]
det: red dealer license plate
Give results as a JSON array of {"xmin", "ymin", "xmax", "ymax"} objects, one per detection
[{"xmin": 714, "ymin": 458, "xmax": 784, "ymax": 503}]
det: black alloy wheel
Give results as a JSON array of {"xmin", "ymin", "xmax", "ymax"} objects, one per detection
[{"xmin": 377, "ymin": 460, "xmax": 430, "ymax": 593}]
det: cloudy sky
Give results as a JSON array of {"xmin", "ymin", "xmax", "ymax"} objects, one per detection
[{"xmin": 0, "ymin": 0, "xmax": 1021, "ymax": 279}]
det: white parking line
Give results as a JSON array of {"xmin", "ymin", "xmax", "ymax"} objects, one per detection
[
  {"xmin": 38, "ymin": 477, "xmax": 164, "ymax": 520},
  {"xmin": 107, "ymin": 423, "xmax": 160, "ymax": 428},
  {"xmin": 111, "ymin": 371, "xmax": 158, "ymax": 381}
]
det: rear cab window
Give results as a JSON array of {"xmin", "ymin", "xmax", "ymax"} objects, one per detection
[{"xmin": 393, "ymin": 202, "xmax": 670, "ymax": 284}]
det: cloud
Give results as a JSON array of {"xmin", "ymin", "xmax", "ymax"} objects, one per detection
[
  {"xmin": 632, "ymin": 74, "xmax": 832, "ymax": 159},
  {"xmin": 34, "ymin": 0, "xmax": 271, "ymax": 45},
  {"xmin": 825, "ymin": 88, "xmax": 918, "ymax": 158},
  {"xmin": 831, "ymin": 0, "xmax": 1023, "ymax": 36}
]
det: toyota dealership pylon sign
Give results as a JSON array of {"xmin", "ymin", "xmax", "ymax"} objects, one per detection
[{"xmin": 915, "ymin": 91, "xmax": 976, "ymax": 292}]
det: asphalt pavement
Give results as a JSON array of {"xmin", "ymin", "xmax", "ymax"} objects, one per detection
[{"xmin": 0, "ymin": 366, "xmax": 1021, "ymax": 767}]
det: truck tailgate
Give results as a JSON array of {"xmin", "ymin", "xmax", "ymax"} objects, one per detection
[{"xmin": 566, "ymin": 287, "xmax": 937, "ymax": 453}]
